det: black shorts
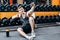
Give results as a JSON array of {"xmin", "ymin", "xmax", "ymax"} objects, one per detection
[{"xmin": 22, "ymin": 24, "xmax": 31, "ymax": 34}]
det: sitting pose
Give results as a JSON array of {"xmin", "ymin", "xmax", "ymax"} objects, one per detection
[{"xmin": 12, "ymin": 2, "xmax": 35, "ymax": 40}]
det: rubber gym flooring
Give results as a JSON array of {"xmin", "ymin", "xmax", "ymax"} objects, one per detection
[{"xmin": 0, "ymin": 23, "xmax": 60, "ymax": 40}]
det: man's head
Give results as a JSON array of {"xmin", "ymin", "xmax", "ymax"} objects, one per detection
[{"xmin": 18, "ymin": 4, "xmax": 25, "ymax": 13}]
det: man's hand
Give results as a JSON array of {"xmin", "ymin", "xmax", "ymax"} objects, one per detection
[{"xmin": 30, "ymin": 2, "xmax": 35, "ymax": 7}]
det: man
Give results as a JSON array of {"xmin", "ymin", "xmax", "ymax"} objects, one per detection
[{"xmin": 12, "ymin": 2, "xmax": 35, "ymax": 40}]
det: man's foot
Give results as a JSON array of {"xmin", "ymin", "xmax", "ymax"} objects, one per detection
[
  {"xmin": 28, "ymin": 36, "xmax": 33, "ymax": 40},
  {"xmin": 31, "ymin": 32, "xmax": 36, "ymax": 38}
]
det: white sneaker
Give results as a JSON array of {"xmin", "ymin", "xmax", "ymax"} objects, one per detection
[
  {"xmin": 31, "ymin": 32, "xmax": 36, "ymax": 38},
  {"xmin": 28, "ymin": 36, "xmax": 33, "ymax": 40}
]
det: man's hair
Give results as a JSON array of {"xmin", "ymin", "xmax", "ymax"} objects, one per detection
[{"xmin": 18, "ymin": 4, "xmax": 25, "ymax": 9}]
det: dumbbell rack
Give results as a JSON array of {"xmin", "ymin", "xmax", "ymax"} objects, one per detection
[{"xmin": 0, "ymin": 22, "xmax": 60, "ymax": 32}]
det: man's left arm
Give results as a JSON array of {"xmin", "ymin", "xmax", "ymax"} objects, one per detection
[{"xmin": 27, "ymin": 2, "xmax": 35, "ymax": 16}]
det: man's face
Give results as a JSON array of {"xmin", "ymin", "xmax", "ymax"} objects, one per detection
[{"xmin": 18, "ymin": 7, "xmax": 24, "ymax": 13}]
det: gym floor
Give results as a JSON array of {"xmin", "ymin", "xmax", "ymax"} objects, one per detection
[{"xmin": 0, "ymin": 24, "xmax": 60, "ymax": 40}]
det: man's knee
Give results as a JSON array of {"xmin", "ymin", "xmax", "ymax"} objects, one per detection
[
  {"xmin": 29, "ymin": 17, "xmax": 34, "ymax": 21},
  {"xmin": 17, "ymin": 28, "xmax": 23, "ymax": 32}
]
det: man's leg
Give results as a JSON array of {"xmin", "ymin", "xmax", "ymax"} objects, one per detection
[
  {"xmin": 29, "ymin": 17, "xmax": 36, "ymax": 37},
  {"xmin": 17, "ymin": 28, "xmax": 33, "ymax": 40}
]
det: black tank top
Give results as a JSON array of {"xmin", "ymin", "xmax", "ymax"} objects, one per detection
[{"xmin": 20, "ymin": 14, "xmax": 30, "ymax": 27}]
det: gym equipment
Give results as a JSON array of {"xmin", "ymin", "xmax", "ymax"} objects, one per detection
[
  {"xmin": 24, "ymin": 0, "xmax": 32, "ymax": 4},
  {"xmin": 0, "ymin": 17, "xmax": 8, "ymax": 27},
  {"xmin": 0, "ymin": 19, "xmax": 2, "ymax": 27},
  {"xmin": 0, "ymin": 4, "xmax": 5, "ymax": 12},
  {"xmin": 7, "ymin": 17, "xmax": 12, "ymax": 26},
  {"xmin": 16, "ymin": 18, "xmax": 22, "ymax": 25},
  {"xmin": 48, "ymin": 16, "xmax": 52, "ymax": 23},
  {"xmin": 11, "ymin": 4, "xmax": 17, "ymax": 11},
  {"xmin": 52, "ymin": 15, "xmax": 56, "ymax": 22},
  {"xmin": 34, "ymin": 16, "xmax": 39, "ymax": 24},
  {"xmin": 44, "ymin": 16, "xmax": 49, "ymax": 23},
  {"xmin": 40, "ymin": 5, "xmax": 45, "ymax": 11},
  {"xmin": 55, "ymin": 15, "xmax": 59, "ymax": 22},
  {"xmin": 47, "ymin": 5, "xmax": 52, "ymax": 11},
  {"xmin": 9, "ymin": 17, "xmax": 22, "ymax": 26},
  {"xmin": 42, "ymin": 5, "xmax": 47, "ymax": 11},
  {"xmin": 53, "ymin": 5, "xmax": 57, "ymax": 11},
  {"xmin": 24, "ymin": 5, "xmax": 31, "ymax": 12},
  {"xmin": 36, "ymin": 16, "xmax": 40, "ymax": 24},
  {"xmin": 9, "ymin": 18, "xmax": 16, "ymax": 26},
  {"xmin": 58, "ymin": 15, "xmax": 60, "ymax": 22},
  {"xmin": 39, "ymin": 16, "xmax": 45, "ymax": 23},
  {"xmin": 35, "ymin": 5, "xmax": 40, "ymax": 11},
  {"xmin": 5, "ymin": 4, "xmax": 11, "ymax": 11},
  {"xmin": 40, "ymin": 5, "xmax": 44, "ymax": 11}
]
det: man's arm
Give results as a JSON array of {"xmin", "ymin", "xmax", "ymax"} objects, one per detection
[
  {"xmin": 12, "ymin": 14, "xmax": 21, "ymax": 19},
  {"xmin": 27, "ymin": 2, "xmax": 35, "ymax": 16}
]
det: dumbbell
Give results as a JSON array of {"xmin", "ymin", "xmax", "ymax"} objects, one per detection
[
  {"xmin": 48, "ymin": 16, "xmax": 53, "ymax": 23},
  {"xmin": 47, "ymin": 5, "xmax": 52, "ymax": 11},
  {"xmin": 41, "ymin": 5, "xmax": 46, "ymax": 11},
  {"xmin": 16, "ymin": 18, "xmax": 22, "ymax": 25},
  {"xmin": 5, "ymin": 4, "xmax": 11, "ymax": 11},
  {"xmin": 7, "ymin": 17, "xmax": 21, "ymax": 26},
  {"xmin": 25, "ymin": 0, "xmax": 32, "ymax": 4},
  {"xmin": 41, "ymin": 16, "xmax": 45, "ymax": 23},
  {"xmin": 39, "ymin": 16, "xmax": 45, "ymax": 23},
  {"xmin": 7, "ymin": 17, "xmax": 12, "ymax": 26},
  {"xmin": 11, "ymin": 4, "xmax": 17, "ymax": 11},
  {"xmin": 36, "ymin": 16, "xmax": 41, "ymax": 24},
  {"xmin": 35, "ymin": 5, "xmax": 40, "ymax": 11},
  {"xmin": 9, "ymin": 17, "xmax": 22, "ymax": 26},
  {"xmin": 54, "ymin": 5, "xmax": 58, "ymax": 11},
  {"xmin": 44, "ymin": 16, "xmax": 49, "ymax": 23},
  {"xmin": 9, "ymin": 18, "xmax": 17, "ymax": 26},
  {"xmin": 57, "ymin": 5, "xmax": 60, "ymax": 11},
  {"xmin": 0, "ymin": 19, "xmax": 2, "ymax": 27},
  {"xmin": 13, "ymin": 17, "xmax": 22, "ymax": 25},
  {"xmin": 34, "ymin": 16, "xmax": 39, "ymax": 24},
  {"xmin": 51, "ymin": 15, "xmax": 56, "ymax": 22},
  {"xmin": 49, "ymin": 5, "xmax": 53, "ymax": 11},
  {"xmin": 0, "ymin": 4, "xmax": 5, "ymax": 12},
  {"xmin": 40, "ymin": 5, "xmax": 44, "ymax": 11},
  {"xmin": 24, "ymin": 5, "xmax": 31, "ymax": 12},
  {"xmin": 52, "ymin": 15, "xmax": 56, "ymax": 22},
  {"xmin": 55, "ymin": 15, "xmax": 60, "ymax": 22},
  {"xmin": 53, "ymin": 5, "xmax": 57, "ymax": 11},
  {"xmin": 52, "ymin": 15, "xmax": 58, "ymax": 22},
  {"xmin": 42, "ymin": 5, "xmax": 47, "ymax": 11},
  {"xmin": 1, "ymin": 17, "xmax": 8, "ymax": 27}
]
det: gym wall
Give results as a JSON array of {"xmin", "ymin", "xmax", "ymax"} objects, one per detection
[{"xmin": 52, "ymin": 0, "xmax": 60, "ymax": 5}]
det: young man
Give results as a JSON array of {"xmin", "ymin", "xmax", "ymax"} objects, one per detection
[{"xmin": 12, "ymin": 2, "xmax": 35, "ymax": 40}]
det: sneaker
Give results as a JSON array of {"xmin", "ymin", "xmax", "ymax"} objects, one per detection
[
  {"xmin": 31, "ymin": 32, "xmax": 36, "ymax": 38},
  {"xmin": 28, "ymin": 36, "xmax": 33, "ymax": 40}
]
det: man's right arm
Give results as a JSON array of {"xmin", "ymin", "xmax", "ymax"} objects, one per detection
[{"xmin": 12, "ymin": 14, "xmax": 21, "ymax": 19}]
